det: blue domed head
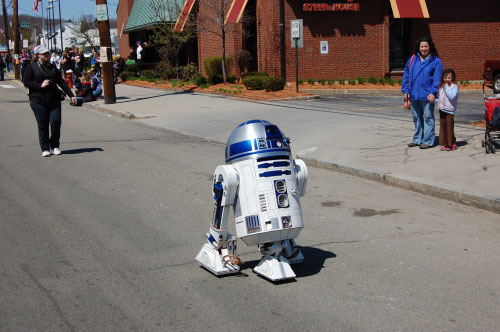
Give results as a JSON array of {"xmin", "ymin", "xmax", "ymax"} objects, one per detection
[{"xmin": 225, "ymin": 120, "xmax": 291, "ymax": 164}]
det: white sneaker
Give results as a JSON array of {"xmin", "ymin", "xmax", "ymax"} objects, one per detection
[
  {"xmin": 42, "ymin": 150, "xmax": 51, "ymax": 157},
  {"xmin": 51, "ymin": 148, "xmax": 62, "ymax": 155}
]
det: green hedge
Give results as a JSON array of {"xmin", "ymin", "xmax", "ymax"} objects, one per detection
[
  {"xmin": 243, "ymin": 71, "xmax": 269, "ymax": 78},
  {"xmin": 202, "ymin": 56, "xmax": 233, "ymax": 78},
  {"xmin": 243, "ymin": 75, "xmax": 286, "ymax": 91},
  {"xmin": 208, "ymin": 74, "xmax": 236, "ymax": 85},
  {"xmin": 120, "ymin": 71, "xmax": 137, "ymax": 82},
  {"xmin": 242, "ymin": 75, "xmax": 266, "ymax": 90},
  {"xmin": 263, "ymin": 76, "xmax": 286, "ymax": 92}
]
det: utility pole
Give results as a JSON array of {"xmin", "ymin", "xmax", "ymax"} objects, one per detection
[
  {"xmin": 57, "ymin": 0, "xmax": 63, "ymax": 50},
  {"xmin": 1, "ymin": 0, "xmax": 11, "ymax": 59},
  {"xmin": 13, "ymin": 0, "xmax": 20, "ymax": 80},
  {"xmin": 96, "ymin": 0, "xmax": 115, "ymax": 104}
]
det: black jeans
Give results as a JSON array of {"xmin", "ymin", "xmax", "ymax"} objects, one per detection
[{"xmin": 29, "ymin": 101, "xmax": 62, "ymax": 151}]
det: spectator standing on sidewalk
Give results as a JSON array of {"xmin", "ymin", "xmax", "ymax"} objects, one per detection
[
  {"xmin": 23, "ymin": 45, "xmax": 77, "ymax": 157},
  {"xmin": 437, "ymin": 69, "xmax": 459, "ymax": 151},
  {"xmin": 0, "ymin": 56, "xmax": 5, "ymax": 80},
  {"xmin": 402, "ymin": 36, "xmax": 443, "ymax": 149},
  {"xmin": 136, "ymin": 41, "xmax": 143, "ymax": 75},
  {"xmin": 5, "ymin": 53, "xmax": 12, "ymax": 72}
]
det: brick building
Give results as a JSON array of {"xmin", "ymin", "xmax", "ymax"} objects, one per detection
[{"xmin": 120, "ymin": 0, "xmax": 500, "ymax": 80}]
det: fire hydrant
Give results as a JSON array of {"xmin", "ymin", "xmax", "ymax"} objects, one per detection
[{"xmin": 65, "ymin": 70, "xmax": 73, "ymax": 89}]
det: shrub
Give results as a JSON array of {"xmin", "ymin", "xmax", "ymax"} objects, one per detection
[
  {"xmin": 378, "ymin": 78, "xmax": 386, "ymax": 85},
  {"xmin": 307, "ymin": 78, "xmax": 316, "ymax": 85},
  {"xmin": 318, "ymin": 79, "xmax": 327, "ymax": 85},
  {"xmin": 242, "ymin": 75, "xmax": 266, "ymax": 90},
  {"xmin": 338, "ymin": 78, "xmax": 346, "ymax": 85},
  {"xmin": 243, "ymin": 71, "xmax": 269, "ymax": 77},
  {"xmin": 298, "ymin": 78, "xmax": 304, "ymax": 85},
  {"xmin": 125, "ymin": 63, "xmax": 138, "ymax": 73},
  {"xmin": 141, "ymin": 69, "xmax": 161, "ymax": 80},
  {"xmin": 233, "ymin": 50, "xmax": 252, "ymax": 76},
  {"xmin": 368, "ymin": 76, "xmax": 377, "ymax": 84},
  {"xmin": 263, "ymin": 76, "xmax": 286, "ymax": 92},
  {"xmin": 155, "ymin": 61, "xmax": 175, "ymax": 80},
  {"xmin": 193, "ymin": 76, "xmax": 208, "ymax": 86},
  {"xmin": 208, "ymin": 74, "xmax": 236, "ymax": 84},
  {"xmin": 180, "ymin": 63, "xmax": 199, "ymax": 81},
  {"xmin": 202, "ymin": 56, "xmax": 233, "ymax": 78},
  {"xmin": 348, "ymin": 79, "xmax": 357, "ymax": 85},
  {"xmin": 387, "ymin": 78, "xmax": 395, "ymax": 85},
  {"xmin": 119, "ymin": 71, "xmax": 136, "ymax": 82},
  {"xmin": 327, "ymin": 79, "xmax": 335, "ymax": 85},
  {"xmin": 357, "ymin": 77, "xmax": 366, "ymax": 85}
]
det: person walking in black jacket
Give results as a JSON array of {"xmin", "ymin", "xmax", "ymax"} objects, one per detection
[{"xmin": 23, "ymin": 45, "xmax": 77, "ymax": 157}]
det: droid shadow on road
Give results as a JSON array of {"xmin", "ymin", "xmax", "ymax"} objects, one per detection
[
  {"xmin": 61, "ymin": 147, "xmax": 104, "ymax": 155},
  {"xmin": 237, "ymin": 246, "xmax": 336, "ymax": 281}
]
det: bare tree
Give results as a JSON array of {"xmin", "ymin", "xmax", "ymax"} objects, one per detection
[
  {"xmin": 196, "ymin": 0, "xmax": 237, "ymax": 82},
  {"xmin": 147, "ymin": 0, "xmax": 194, "ymax": 78},
  {"xmin": 68, "ymin": 13, "xmax": 98, "ymax": 49}
]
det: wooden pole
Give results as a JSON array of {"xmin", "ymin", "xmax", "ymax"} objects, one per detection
[
  {"xmin": 13, "ymin": 0, "xmax": 20, "ymax": 80},
  {"xmin": 96, "ymin": 0, "xmax": 115, "ymax": 104}
]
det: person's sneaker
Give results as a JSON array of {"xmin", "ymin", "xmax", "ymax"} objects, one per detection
[
  {"xmin": 42, "ymin": 150, "xmax": 50, "ymax": 157},
  {"xmin": 452, "ymin": 144, "xmax": 458, "ymax": 150},
  {"xmin": 51, "ymin": 148, "xmax": 62, "ymax": 155},
  {"xmin": 419, "ymin": 144, "xmax": 432, "ymax": 149},
  {"xmin": 408, "ymin": 142, "xmax": 419, "ymax": 147},
  {"xmin": 440, "ymin": 146, "xmax": 451, "ymax": 151}
]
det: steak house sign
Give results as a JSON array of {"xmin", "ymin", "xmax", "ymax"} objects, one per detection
[{"xmin": 303, "ymin": 0, "xmax": 360, "ymax": 12}]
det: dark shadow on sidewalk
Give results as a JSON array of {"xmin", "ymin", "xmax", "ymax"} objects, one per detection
[
  {"xmin": 116, "ymin": 89, "xmax": 195, "ymax": 104},
  {"xmin": 62, "ymin": 148, "xmax": 104, "ymax": 155}
]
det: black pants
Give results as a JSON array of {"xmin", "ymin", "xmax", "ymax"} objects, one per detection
[{"xmin": 29, "ymin": 101, "xmax": 62, "ymax": 151}]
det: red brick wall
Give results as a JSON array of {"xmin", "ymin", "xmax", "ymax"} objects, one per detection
[
  {"xmin": 117, "ymin": 0, "xmax": 135, "ymax": 60},
  {"xmin": 197, "ymin": 0, "xmax": 242, "ymax": 76},
  {"xmin": 196, "ymin": 0, "xmax": 500, "ymax": 80}
]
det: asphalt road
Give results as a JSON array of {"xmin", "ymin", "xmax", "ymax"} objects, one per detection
[
  {"xmin": 1, "ymin": 81, "xmax": 499, "ymax": 332},
  {"xmin": 281, "ymin": 93, "xmax": 486, "ymax": 126}
]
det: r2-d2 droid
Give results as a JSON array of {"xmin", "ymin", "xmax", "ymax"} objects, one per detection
[{"xmin": 196, "ymin": 120, "xmax": 308, "ymax": 281}]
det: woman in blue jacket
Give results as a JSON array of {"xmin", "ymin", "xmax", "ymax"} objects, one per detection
[{"xmin": 402, "ymin": 36, "xmax": 443, "ymax": 149}]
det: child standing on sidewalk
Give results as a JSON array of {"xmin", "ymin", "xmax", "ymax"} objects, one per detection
[{"xmin": 438, "ymin": 69, "xmax": 459, "ymax": 151}]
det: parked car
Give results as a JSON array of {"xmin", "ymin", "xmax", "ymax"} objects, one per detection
[{"xmin": 483, "ymin": 60, "xmax": 500, "ymax": 93}]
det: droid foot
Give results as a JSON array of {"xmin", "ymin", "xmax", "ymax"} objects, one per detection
[
  {"xmin": 253, "ymin": 255, "xmax": 296, "ymax": 281},
  {"xmin": 196, "ymin": 243, "xmax": 241, "ymax": 276}
]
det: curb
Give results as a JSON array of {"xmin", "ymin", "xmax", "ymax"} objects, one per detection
[
  {"xmin": 303, "ymin": 88, "xmax": 484, "ymax": 96},
  {"xmin": 84, "ymin": 102, "xmax": 136, "ymax": 119},
  {"xmin": 297, "ymin": 155, "xmax": 500, "ymax": 214}
]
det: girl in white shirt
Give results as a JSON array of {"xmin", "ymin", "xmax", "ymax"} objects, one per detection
[{"xmin": 437, "ymin": 69, "xmax": 459, "ymax": 151}]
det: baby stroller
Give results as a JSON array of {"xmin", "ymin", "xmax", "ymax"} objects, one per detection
[{"xmin": 482, "ymin": 83, "xmax": 500, "ymax": 154}]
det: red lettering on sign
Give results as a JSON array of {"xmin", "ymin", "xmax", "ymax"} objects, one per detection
[{"xmin": 303, "ymin": 2, "xmax": 360, "ymax": 12}]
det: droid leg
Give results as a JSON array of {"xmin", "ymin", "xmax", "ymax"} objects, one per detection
[
  {"xmin": 253, "ymin": 241, "xmax": 297, "ymax": 281},
  {"xmin": 281, "ymin": 239, "xmax": 304, "ymax": 265},
  {"xmin": 196, "ymin": 165, "xmax": 242, "ymax": 276}
]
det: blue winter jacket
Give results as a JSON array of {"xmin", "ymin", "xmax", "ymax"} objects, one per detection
[{"xmin": 401, "ymin": 53, "xmax": 443, "ymax": 101}]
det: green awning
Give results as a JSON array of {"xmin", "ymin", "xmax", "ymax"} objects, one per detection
[{"xmin": 123, "ymin": 0, "xmax": 185, "ymax": 33}]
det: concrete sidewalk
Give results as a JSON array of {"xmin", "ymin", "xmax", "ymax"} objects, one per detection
[{"xmin": 9, "ymin": 73, "xmax": 498, "ymax": 214}]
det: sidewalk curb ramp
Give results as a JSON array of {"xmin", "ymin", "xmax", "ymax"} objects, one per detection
[{"xmin": 297, "ymin": 155, "xmax": 500, "ymax": 214}]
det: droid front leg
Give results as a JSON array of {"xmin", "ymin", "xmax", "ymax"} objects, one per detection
[{"xmin": 196, "ymin": 165, "xmax": 242, "ymax": 275}]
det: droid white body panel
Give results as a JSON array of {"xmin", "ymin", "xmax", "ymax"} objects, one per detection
[{"xmin": 195, "ymin": 120, "xmax": 308, "ymax": 281}]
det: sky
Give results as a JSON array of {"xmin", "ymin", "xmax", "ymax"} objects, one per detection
[{"xmin": 17, "ymin": 0, "xmax": 118, "ymax": 20}]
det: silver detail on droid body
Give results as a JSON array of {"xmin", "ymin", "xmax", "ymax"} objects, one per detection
[{"xmin": 196, "ymin": 120, "xmax": 309, "ymax": 282}]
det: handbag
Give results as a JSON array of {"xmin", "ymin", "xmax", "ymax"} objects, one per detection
[{"xmin": 403, "ymin": 55, "xmax": 416, "ymax": 110}]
